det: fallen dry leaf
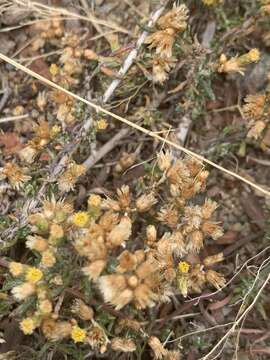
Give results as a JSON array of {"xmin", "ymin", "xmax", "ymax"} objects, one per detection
[
  {"xmin": 30, "ymin": 58, "xmax": 51, "ymax": 80},
  {"xmin": 0, "ymin": 133, "xmax": 24, "ymax": 156}
]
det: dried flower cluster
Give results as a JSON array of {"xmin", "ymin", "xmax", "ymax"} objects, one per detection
[
  {"xmin": 218, "ymin": 49, "xmax": 260, "ymax": 75},
  {"xmin": 19, "ymin": 120, "xmax": 60, "ymax": 164},
  {"xmin": 261, "ymin": 0, "xmax": 270, "ymax": 15},
  {"xmin": 243, "ymin": 91, "xmax": 270, "ymax": 147},
  {"xmin": 5, "ymin": 152, "xmax": 224, "ymax": 355},
  {"xmin": 0, "ymin": 162, "xmax": 30, "ymax": 190},
  {"xmin": 145, "ymin": 4, "xmax": 189, "ymax": 83}
]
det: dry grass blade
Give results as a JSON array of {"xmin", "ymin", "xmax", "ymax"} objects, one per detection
[
  {"xmin": 0, "ymin": 52, "xmax": 269, "ymax": 197},
  {"xmin": 12, "ymin": 0, "xmax": 130, "ymax": 34},
  {"xmin": 201, "ymin": 273, "xmax": 270, "ymax": 360}
]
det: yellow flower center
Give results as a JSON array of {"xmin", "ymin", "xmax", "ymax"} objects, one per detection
[
  {"xmin": 25, "ymin": 267, "xmax": 43, "ymax": 284},
  {"xmin": 178, "ymin": 261, "xmax": 190, "ymax": 274},
  {"xmin": 49, "ymin": 63, "xmax": 59, "ymax": 76},
  {"xmin": 20, "ymin": 318, "xmax": 35, "ymax": 335},
  {"xmin": 248, "ymin": 48, "xmax": 260, "ymax": 62},
  {"xmin": 72, "ymin": 212, "xmax": 89, "ymax": 227},
  {"xmin": 95, "ymin": 119, "xmax": 108, "ymax": 130},
  {"xmin": 71, "ymin": 325, "xmax": 86, "ymax": 343}
]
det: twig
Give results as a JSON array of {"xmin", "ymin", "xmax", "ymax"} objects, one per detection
[
  {"xmin": 83, "ymin": 127, "xmax": 130, "ymax": 169},
  {"xmin": 102, "ymin": 2, "xmax": 167, "ymax": 103},
  {"xmin": 0, "ymin": 114, "xmax": 28, "ymax": 123},
  {"xmin": 0, "ymin": 86, "xmax": 10, "ymax": 113},
  {"xmin": 223, "ymin": 232, "xmax": 263, "ymax": 257}
]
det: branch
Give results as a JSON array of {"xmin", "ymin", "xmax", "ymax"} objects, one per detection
[
  {"xmin": 102, "ymin": 2, "xmax": 167, "ymax": 103},
  {"xmin": 83, "ymin": 127, "xmax": 130, "ymax": 170}
]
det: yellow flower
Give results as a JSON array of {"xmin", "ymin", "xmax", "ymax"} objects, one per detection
[
  {"xmin": 49, "ymin": 63, "xmax": 59, "ymax": 76},
  {"xmin": 178, "ymin": 261, "xmax": 190, "ymax": 274},
  {"xmin": 95, "ymin": 119, "xmax": 108, "ymax": 130},
  {"xmin": 247, "ymin": 48, "xmax": 260, "ymax": 62},
  {"xmin": 72, "ymin": 212, "xmax": 89, "ymax": 227},
  {"xmin": 71, "ymin": 325, "xmax": 86, "ymax": 343},
  {"xmin": 88, "ymin": 194, "xmax": 102, "ymax": 207},
  {"xmin": 25, "ymin": 267, "xmax": 43, "ymax": 284},
  {"xmin": 20, "ymin": 317, "xmax": 35, "ymax": 335},
  {"xmin": 9, "ymin": 262, "xmax": 24, "ymax": 277}
]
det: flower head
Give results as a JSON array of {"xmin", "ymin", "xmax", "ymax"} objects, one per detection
[
  {"xmin": 20, "ymin": 317, "xmax": 36, "ymax": 335},
  {"xmin": 72, "ymin": 212, "xmax": 90, "ymax": 227},
  {"xmin": 111, "ymin": 337, "xmax": 136, "ymax": 352},
  {"xmin": 71, "ymin": 299, "xmax": 94, "ymax": 321},
  {"xmin": 25, "ymin": 267, "xmax": 43, "ymax": 284},
  {"xmin": 88, "ymin": 194, "xmax": 102, "ymax": 207},
  {"xmin": 95, "ymin": 119, "xmax": 108, "ymax": 130},
  {"xmin": 9, "ymin": 262, "xmax": 24, "ymax": 277},
  {"xmin": 2, "ymin": 163, "xmax": 31, "ymax": 190},
  {"xmin": 157, "ymin": 4, "xmax": 189, "ymax": 31},
  {"xmin": 12, "ymin": 282, "xmax": 36, "ymax": 301},
  {"xmin": 71, "ymin": 325, "xmax": 86, "ymax": 343},
  {"xmin": 178, "ymin": 261, "xmax": 190, "ymax": 274}
]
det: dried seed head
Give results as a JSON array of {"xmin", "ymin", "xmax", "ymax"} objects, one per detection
[
  {"xmin": 186, "ymin": 230, "xmax": 204, "ymax": 253},
  {"xmin": 88, "ymin": 194, "xmax": 102, "ymax": 207},
  {"xmin": 203, "ymin": 252, "xmax": 224, "ymax": 267},
  {"xmin": 9, "ymin": 262, "xmax": 25, "ymax": 277},
  {"xmin": 145, "ymin": 28, "xmax": 176, "ymax": 58},
  {"xmin": 12, "ymin": 282, "xmax": 36, "ymax": 301},
  {"xmin": 111, "ymin": 337, "xmax": 136, "ymax": 352},
  {"xmin": 41, "ymin": 250, "xmax": 56, "ymax": 268},
  {"xmin": 158, "ymin": 150, "xmax": 172, "ymax": 171},
  {"xmin": 42, "ymin": 319, "xmax": 72, "ymax": 341},
  {"xmin": 2, "ymin": 163, "xmax": 31, "ymax": 189},
  {"xmin": 148, "ymin": 336, "xmax": 167, "ymax": 359},
  {"xmin": 87, "ymin": 323, "xmax": 109, "ymax": 354},
  {"xmin": 19, "ymin": 145, "xmax": 38, "ymax": 164},
  {"xmin": 107, "ymin": 216, "xmax": 132, "ymax": 247},
  {"xmin": 58, "ymin": 163, "xmax": 86, "ymax": 192},
  {"xmin": 206, "ymin": 270, "xmax": 226, "ymax": 289},
  {"xmin": 82, "ymin": 260, "xmax": 107, "ymax": 281},
  {"xmin": 71, "ymin": 299, "xmax": 94, "ymax": 321},
  {"xmin": 247, "ymin": 120, "xmax": 266, "ymax": 139},
  {"xmin": 136, "ymin": 193, "xmax": 157, "ymax": 212},
  {"xmin": 201, "ymin": 221, "xmax": 223, "ymax": 239},
  {"xmin": 26, "ymin": 235, "xmax": 48, "ymax": 253},
  {"xmin": 38, "ymin": 299, "xmax": 53, "ymax": 314},
  {"xmin": 146, "ymin": 225, "xmax": 157, "ymax": 244},
  {"xmin": 157, "ymin": 4, "xmax": 189, "ymax": 32},
  {"xmin": 157, "ymin": 206, "xmax": 179, "ymax": 228}
]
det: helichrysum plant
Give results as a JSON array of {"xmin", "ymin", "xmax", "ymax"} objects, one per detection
[
  {"xmin": 4, "ymin": 152, "xmax": 226, "ymax": 356},
  {"xmin": 145, "ymin": 4, "xmax": 189, "ymax": 83},
  {"xmin": 217, "ymin": 49, "xmax": 260, "ymax": 75},
  {"xmin": 242, "ymin": 90, "xmax": 270, "ymax": 150}
]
